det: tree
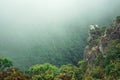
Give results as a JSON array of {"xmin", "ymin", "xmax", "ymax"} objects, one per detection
[
  {"xmin": 0, "ymin": 57, "xmax": 12, "ymax": 70},
  {"xmin": 29, "ymin": 63, "xmax": 59, "ymax": 80},
  {"xmin": 57, "ymin": 64, "xmax": 81, "ymax": 80},
  {"xmin": 4, "ymin": 67, "xmax": 30, "ymax": 80}
]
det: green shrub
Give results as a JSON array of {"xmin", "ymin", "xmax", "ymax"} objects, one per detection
[
  {"xmin": 0, "ymin": 57, "xmax": 12, "ymax": 70},
  {"xmin": 91, "ymin": 71, "xmax": 101, "ymax": 79},
  {"xmin": 29, "ymin": 63, "xmax": 59, "ymax": 80}
]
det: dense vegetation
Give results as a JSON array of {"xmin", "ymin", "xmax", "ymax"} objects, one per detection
[
  {"xmin": 0, "ymin": 45, "xmax": 119, "ymax": 80},
  {"xmin": 0, "ymin": 17, "xmax": 120, "ymax": 80}
]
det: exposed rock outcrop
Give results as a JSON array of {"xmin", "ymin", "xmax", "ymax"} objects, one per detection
[{"xmin": 84, "ymin": 16, "xmax": 120, "ymax": 65}]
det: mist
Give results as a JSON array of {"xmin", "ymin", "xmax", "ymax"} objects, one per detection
[{"xmin": 0, "ymin": 0, "xmax": 120, "ymax": 69}]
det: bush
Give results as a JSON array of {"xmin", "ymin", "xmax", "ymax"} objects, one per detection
[
  {"xmin": 5, "ymin": 67, "xmax": 30, "ymax": 80},
  {"xmin": 29, "ymin": 63, "xmax": 59, "ymax": 80},
  {"xmin": 59, "ymin": 64, "xmax": 82, "ymax": 80},
  {"xmin": 91, "ymin": 71, "xmax": 101, "ymax": 79},
  {"xmin": 0, "ymin": 57, "xmax": 12, "ymax": 70}
]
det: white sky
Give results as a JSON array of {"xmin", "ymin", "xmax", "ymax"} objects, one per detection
[{"xmin": 0, "ymin": 0, "xmax": 120, "ymax": 48}]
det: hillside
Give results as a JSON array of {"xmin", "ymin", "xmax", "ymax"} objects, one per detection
[
  {"xmin": 83, "ymin": 16, "xmax": 120, "ymax": 80},
  {"xmin": 0, "ymin": 16, "xmax": 120, "ymax": 80}
]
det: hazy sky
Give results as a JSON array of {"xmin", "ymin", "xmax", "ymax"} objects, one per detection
[
  {"xmin": 0, "ymin": 0, "xmax": 120, "ymax": 54},
  {"xmin": 0, "ymin": 0, "xmax": 120, "ymax": 25}
]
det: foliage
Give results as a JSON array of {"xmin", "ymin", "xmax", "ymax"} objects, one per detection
[
  {"xmin": 58, "ymin": 64, "xmax": 81, "ymax": 80},
  {"xmin": 4, "ymin": 67, "xmax": 30, "ymax": 80},
  {"xmin": 0, "ymin": 57, "xmax": 12, "ymax": 70},
  {"xmin": 91, "ymin": 70, "xmax": 101, "ymax": 79},
  {"xmin": 29, "ymin": 63, "xmax": 59, "ymax": 80},
  {"xmin": 78, "ymin": 60, "xmax": 87, "ymax": 72},
  {"xmin": 0, "ymin": 58, "xmax": 30, "ymax": 80},
  {"xmin": 0, "ymin": 17, "xmax": 120, "ymax": 80},
  {"xmin": 0, "ymin": 39, "xmax": 119, "ymax": 80}
]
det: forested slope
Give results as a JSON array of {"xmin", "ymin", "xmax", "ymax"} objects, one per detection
[{"xmin": 0, "ymin": 16, "xmax": 120, "ymax": 80}]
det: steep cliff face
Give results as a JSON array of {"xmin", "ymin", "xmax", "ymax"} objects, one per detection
[{"xmin": 84, "ymin": 16, "xmax": 120, "ymax": 65}]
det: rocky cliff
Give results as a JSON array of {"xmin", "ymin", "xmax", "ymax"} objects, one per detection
[{"xmin": 84, "ymin": 16, "xmax": 120, "ymax": 65}]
